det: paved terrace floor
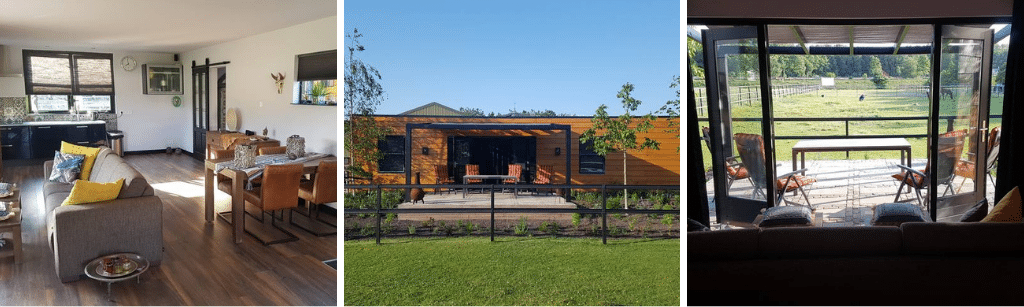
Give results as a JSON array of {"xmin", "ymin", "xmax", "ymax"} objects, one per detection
[
  {"xmin": 395, "ymin": 191, "xmax": 575, "ymax": 221},
  {"xmin": 706, "ymin": 159, "xmax": 996, "ymax": 228}
]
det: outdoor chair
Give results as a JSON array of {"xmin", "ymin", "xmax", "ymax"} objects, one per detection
[
  {"xmin": 532, "ymin": 164, "xmax": 553, "ymax": 195},
  {"xmin": 504, "ymin": 164, "xmax": 523, "ymax": 194},
  {"xmin": 954, "ymin": 126, "xmax": 1000, "ymax": 192},
  {"xmin": 465, "ymin": 164, "xmax": 483, "ymax": 193},
  {"xmin": 892, "ymin": 129, "xmax": 966, "ymax": 208},
  {"xmin": 733, "ymin": 133, "xmax": 816, "ymax": 208},
  {"xmin": 433, "ymin": 165, "xmax": 455, "ymax": 195},
  {"xmin": 702, "ymin": 127, "xmax": 752, "ymax": 188}
]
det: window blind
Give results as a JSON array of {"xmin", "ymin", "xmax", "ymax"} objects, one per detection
[
  {"xmin": 296, "ymin": 50, "xmax": 337, "ymax": 81},
  {"xmin": 23, "ymin": 50, "xmax": 114, "ymax": 95}
]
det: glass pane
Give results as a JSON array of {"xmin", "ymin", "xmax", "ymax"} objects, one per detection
[
  {"xmin": 28, "ymin": 56, "xmax": 72, "ymax": 94},
  {"xmin": 31, "ymin": 95, "xmax": 69, "ymax": 112},
  {"xmin": 75, "ymin": 58, "xmax": 113, "ymax": 94},
  {"xmin": 74, "ymin": 95, "xmax": 111, "ymax": 112},
  {"xmin": 713, "ymin": 38, "xmax": 766, "ymax": 202},
  {"xmin": 936, "ymin": 37, "xmax": 983, "ymax": 216}
]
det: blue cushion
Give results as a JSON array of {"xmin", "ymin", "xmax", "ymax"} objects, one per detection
[
  {"xmin": 758, "ymin": 206, "xmax": 814, "ymax": 227},
  {"xmin": 872, "ymin": 203, "xmax": 931, "ymax": 226},
  {"xmin": 49, "ymin": 151, "xmax": 84, "ymax": 183}
]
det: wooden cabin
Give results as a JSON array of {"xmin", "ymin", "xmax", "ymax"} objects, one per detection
[{"xmin": 354, "ymin": 115, "xmax": 680, "ymax": 187}]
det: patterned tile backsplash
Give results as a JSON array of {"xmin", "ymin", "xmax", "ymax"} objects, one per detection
[{"xmin": 0, "ymin": 97, "xmax": 118, "ymax": 130}]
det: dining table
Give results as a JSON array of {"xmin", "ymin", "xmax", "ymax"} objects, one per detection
[
  {"xmin": 204, "ymin": 153, "xmax": 336, "ymax": 243},
  {"xmin": 462, "ymin": 174, "xmax": 519, "ymax": 198}
]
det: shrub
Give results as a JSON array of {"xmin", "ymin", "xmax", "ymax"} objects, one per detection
[
  {"xmin": 456, "ymin": 220, "xmax": 466, "ymax": 231},
  {"xmin": 384, "ymin": 213, "xmax": 396, "ymax": 225},
  {"xmin": 360, "ymin": 224, "xmax": 376, "ymax": 236},
  {"xmin": 514, "ymin": 217, "xmax": 529, "ymax": 235},
  {"xmin": 538, "ymin": 221, "xmax": 550, "ymax": 233},
  {"xmin": 628, "ymin": 217, "xmax": 639, "ymax": 232},
  {"xmin": 571, "ymin": 213, "xmax": 582, "ymax": 229},
  {"xmin": 408, "ymin": 225, "xmax": 416, "ymax": 235},
  {"xmin": 464, "ymin": 222, "xmax": 478, "ymax": 234},
  {"xmin": 589, "ymin": 224, "xmax": 599, "ymax": 235},
  {"xmin": 661, "ymin": 214, "xmax": 676, "ymax": 226},
  {"xmin": 421, "ymin": 217, "xmax": 435, "ymax": 228},
  {"xmin": 608, "ymin": 225, "xmax": 622, "ymax": 237},
  {"xmin": 442, "ymin": 223, "xmax": 456, "ymax": 236},
  {"xmin": 545, "ymin": 221, "xmax": 560, "ymax": 236},
  {"xmin": 432, "ymin": 227, "xmax": 440, "ymax": 235}
]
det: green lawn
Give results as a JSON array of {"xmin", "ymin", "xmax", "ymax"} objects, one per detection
[{"xmin": 344, "ymin": 237, "xmax": 680, "ymax": 306}]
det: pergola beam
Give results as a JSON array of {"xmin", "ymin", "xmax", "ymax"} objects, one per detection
[
  {"xmin": 848, "ymin": 26, "xmax": 855, "ymax": 55},
  {"xmin": 790, "ymin": 26, "xmax": 810, "ymax": 55},
  {"xmin": 894, "ymin": 25, "xmax": 910, "ymax": 55}
]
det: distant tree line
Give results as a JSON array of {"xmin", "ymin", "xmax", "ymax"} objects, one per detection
[{"xmin": 458, "ymin": 107, "xmax": 575, "ymax": 117}]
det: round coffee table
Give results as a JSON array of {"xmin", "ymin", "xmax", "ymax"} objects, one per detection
[{"xmin": 84, "ymin": 253, "xmax": 149, "ymax": 301}]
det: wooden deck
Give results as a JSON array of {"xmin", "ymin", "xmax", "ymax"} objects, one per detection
[
  {"xmin": 707, "ymin": 159, "xmax": 996, "ymax": 227},
  {"xmin": 0, "ymin": 154, "xmax": 336, "ymax": 305}
]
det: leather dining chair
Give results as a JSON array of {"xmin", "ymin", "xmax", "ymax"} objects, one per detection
[
  {"xmin": 291, "ymin": 160, "xmax": 337, "ymax": 235},
  {"xmin": 258, "ymin": 146, "xmax": 287, "ymax": 156},
  {"xmin": 236, "ymin": 163, "xmax": 304, "ymax": 245},
  {"xmin": 212, "ymin": 149, "xmax": 236, "ymax": 194}
]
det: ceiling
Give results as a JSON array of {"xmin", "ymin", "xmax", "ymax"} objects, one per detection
[{"xmin": 0, "ymin": 0, "xmax": 337, "ymax": 53}]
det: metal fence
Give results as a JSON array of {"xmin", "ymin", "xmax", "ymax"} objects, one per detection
[
  {"xmin": 343, "ymin": 183, "xmax": 680, "ymax": 244},
  {"xmin": 693, "ymin": 84, "xmax": 821, "ymax": 117}
]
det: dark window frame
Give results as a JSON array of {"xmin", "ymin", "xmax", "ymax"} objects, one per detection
[
  {"xmin": 22, "ymin": 50, "xmax": 116, "ymax": 113},
  {"xmin": 579, "ymin": 140, "xmax": 606, "ymax": 174},
  {"xmin": 294, "ymin": 49, "xmax": 337, "ymax": 106},
  {"xmin": 378, "ymin": 135, "xmax": 406, "ymax": 173}
]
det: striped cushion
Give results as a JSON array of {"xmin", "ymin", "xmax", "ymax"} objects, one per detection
[{"xmin": 775, "ymin": 175, "xmax": 816, "ymax": 192}]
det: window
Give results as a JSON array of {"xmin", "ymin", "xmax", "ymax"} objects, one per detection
[
  {"xmin": 294, "ymin": 50, "xmax": 337, "ymax": 106},
  {"xmin": 579, "ymin": 140, "xmax": 605, "ymax": 174},
  {"xmin": 378, "ymin": 136, "xmax": 405, "ymax": 173},
  {"xmin": 23, "ymin": 50, "xmax": 114, "ymax": 113}
]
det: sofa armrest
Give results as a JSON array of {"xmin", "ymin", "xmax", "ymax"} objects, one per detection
[
  {"xmin": 43, "ymin": 160, "xmax": 53, "ymax": 178},
  {"xmin": 47, "ymin": 195, "xmax": 163, "ymax": 282}
]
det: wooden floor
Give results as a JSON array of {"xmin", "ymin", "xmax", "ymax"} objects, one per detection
[{"xmin": 0, "ymin": 153, "xmax": 337, "ymax": 305}]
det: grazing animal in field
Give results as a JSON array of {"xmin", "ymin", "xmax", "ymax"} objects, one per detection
[
  {"xmin": 859, "ymin": 94, "xmax": 865, "ymax": 101},
  {"xmin": 941, "ymin": 88, "xmax": 955, "ymax": 99}
]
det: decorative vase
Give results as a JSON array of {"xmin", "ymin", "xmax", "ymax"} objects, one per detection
[
  {"xmin": 234, "ymin": 143, "xmax": 257, "ymax": 168},
  {"xmin": 286, "ymin": 135, "xmax": 305, "ymax": 159}
]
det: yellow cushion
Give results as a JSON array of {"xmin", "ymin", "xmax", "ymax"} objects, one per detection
[
  {"xmin": 982, "ymin": 186, "xmax": 1022, "ymax": 222},
  {"xmin": 60, "ymin": 142, "xmax": 101, "ymax": 181},
  {"xmin": 61, "ymin": 179, "xmax": 124, "ymax": 206}
]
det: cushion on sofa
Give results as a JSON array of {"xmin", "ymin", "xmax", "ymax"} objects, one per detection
[
  {"xmin": 982, "ymin": 186, "xmax": 1022, "ymax": 222},
  {"xmin": 49, "ymin": 151, "xmax": 84, "ymax": 183},
  {"xmin": 759, "ymin": 226, "xmax": 903, "ymax": 257},
  {"xmin": 60, "ymin": 142, "xmax": 101, "ymax": 181},
  {"xmin": 959, "ymin": 199, "xmax": 989, "ymax": 222},
  {"xmin": 758, "ymin": 206, "xmax": 813, "ymax": 227},
  {"xmin": 89, "ymin": 156, "xmax": 153, "ymax": 199},
  {"xmin": 901, "ymin": 222, "xmax": 1024, "ymax": 254},
  {"xmin": 872, "ymin": 202, "xmax": 931, "ymax": 226},
  {"xmin": 688, "ymin": 229, "xmax": 760, "ymax": 260},
  {"xmin": 61, "ymin": 179, "xmax": 124, "ymax": 206}
]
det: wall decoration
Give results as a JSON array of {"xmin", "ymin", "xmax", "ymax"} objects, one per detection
[
  {"xmin": 225, "ymin": 108, "xmax": 239, "ymax": 131},
  {"xmin": 171, "ymin": 96, "xmax": 182, "ymax": 107},
  {"xmin": 272, "ymin": 73, "xmax": 285, "ymax": 94},
  {"xmin": 142, "ymin": 64, "xmax": 183, "ymax": 95}
]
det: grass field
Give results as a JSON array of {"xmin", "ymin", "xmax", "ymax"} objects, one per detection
[
  {"xmin": 344, "ymin": 237, "xmax": 680, "ymax": 306},
  {"xmin": 697, "ymin": 80, "xmax": 1005, "ymax": 170}
]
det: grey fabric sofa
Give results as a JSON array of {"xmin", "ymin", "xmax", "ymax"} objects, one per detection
[
  {"xmin": 689, "ymin": 223, "xmax": 1024, "ymax": 305},
  {"xmin": 42, "ymin": 147, "xmax": 163, "ymax": 282}
]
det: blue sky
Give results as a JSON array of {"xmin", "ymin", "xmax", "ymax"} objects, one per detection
[{"xmin": 344, "ymin": 0, "xmax": 681, "ymax": 116}]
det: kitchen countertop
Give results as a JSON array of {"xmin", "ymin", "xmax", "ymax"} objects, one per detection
[{"xmin": 0, "ymin": 120, "xmax": 106, "ymax": 127}]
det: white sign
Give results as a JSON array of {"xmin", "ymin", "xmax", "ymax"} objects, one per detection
[{"xmin": 821, "ymin": 77, "xmax": 835, "ymax": 87}]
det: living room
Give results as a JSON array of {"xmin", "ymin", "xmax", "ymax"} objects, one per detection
[{"xmin": 0, "ymin": 1, "xmax": 338, "ymax": 305}]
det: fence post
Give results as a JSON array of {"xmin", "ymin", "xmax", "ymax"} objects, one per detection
[
  {"xmin": 602, "ymin": 185, "xmax": 607, "ymax": 245},
  {"xmin": 845, "ymin": 120, "xmax": 850, "ymax": 159},
  {"xmin": 376, "ymin": 185, "xmax": 382, "ymax": 245},
  {"xmin": 490, "ymin": 184, "xmax": 495, "ymax": 242}
]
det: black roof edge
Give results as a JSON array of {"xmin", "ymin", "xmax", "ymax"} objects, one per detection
[{"xmin": 365, "ymin": 114, "xmax": 679, "ymax": 119}]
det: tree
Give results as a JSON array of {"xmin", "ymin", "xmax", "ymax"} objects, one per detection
[
  {"xmin": 580, "ymin": 83, "xmax": 661, "ymax": 210},
  {"xmin": 344, "ymin": 28, "xmax": 392, "ymax": 180},
  {"xmin": 459, "ymin": 107, "xmax": 485, "ymax": 116},
  {"xmin": 687, "ymin": 37, "xmax": 705, "ymax": 80},
  {"xmin": 658, "ymin": 76, "xmax": 680, "ymax": 152}
]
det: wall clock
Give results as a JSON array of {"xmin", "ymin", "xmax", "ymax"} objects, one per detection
[{"xmin": 120, "ymin": 56, "xmax": 137, "ymax": 71}]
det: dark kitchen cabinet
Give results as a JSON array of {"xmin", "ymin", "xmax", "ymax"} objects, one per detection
[
  {"xmin": 0, "ymin": 126, "xmax": 31, "ymax": 160},
  {"xmin": 33, "ymin": 125, "xmax": 67, "ymax": 159}
]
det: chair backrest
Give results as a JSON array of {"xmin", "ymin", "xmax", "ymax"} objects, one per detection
[
  {"xmin": 505, "ymin": 164, "xmax": 522, "ymax": 183},
  {"xmin": 211, "ymin": 149, "xmax": 234, "ymax": 160},
  {"xmin": 733, "ymin": 133, "xmax": 767, "ymax": 188},
  {"xmin": 701, "ymin": 126, "xmax": 713, "ymax": 149},
  {"xmin": 466, "ymin": 164, "xmax": 479, "ymax": 176},
  {"xmin": 534, "ymin": 165, "xmax": 552, "ymax": 184},
  {"xmin": 258, "ymin": 146, "xmax": 287, "ymax": 156},
  {"xmin": 987, "ymin": 126, "xmax": 1002, "ymax": 169},
  {"xmin": 936, "ymin": 129, "xmax": 967, "ymax": 182},
  {"xmin": 434, "ymin": 165, "xmax": 451, "ymax": 183},
  {"xmin": 260, "ymin": 163, "xmax": 304, "ymax": 211},
  {"xmin": 311, "ymin": 160, "xmax": 337, "ymax": 204}
]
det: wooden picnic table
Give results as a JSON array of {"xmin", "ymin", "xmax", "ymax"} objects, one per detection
[{"xmin": 791, "ymin": 138, "xmax": 912, "ymax": 174}]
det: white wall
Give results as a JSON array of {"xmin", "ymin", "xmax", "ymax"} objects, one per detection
[
  {"xmin": 180, "ymin": 16, "xmax": 338, "ymax": 155},
  {"xmin": 0, "ymin": 46, "xmax": 180, "ymax": 152}
]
